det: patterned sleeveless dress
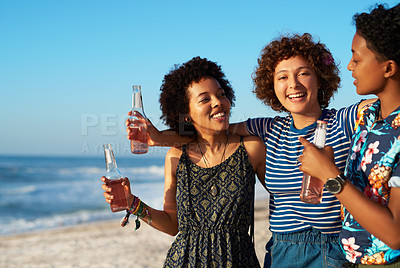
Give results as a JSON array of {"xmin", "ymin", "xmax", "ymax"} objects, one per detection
[{"xmin": 163, "ymin": 137, "xmax": 260, "ymax": 267}]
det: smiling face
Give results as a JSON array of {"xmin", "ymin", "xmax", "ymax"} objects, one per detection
[
  {"xmin": 274, "ymin": 56, "xmax": 321, "ymax": 121},
  {"xmin": 347, "ymin": 32, "xmax": 388, "ymax": 96},
  {"xmin": 187, "ymin": 77, "xmax": 231, "ymax": 135}
]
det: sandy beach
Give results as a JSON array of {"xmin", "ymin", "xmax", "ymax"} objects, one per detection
[{"xmin": 0, "ymin": 199, "xmax": 270, "ymax": 268}]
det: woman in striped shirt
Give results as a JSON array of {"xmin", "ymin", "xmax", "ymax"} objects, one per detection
[{"xmin": 230, "ymin": 33, "xmax": 373, "ymax": 268}]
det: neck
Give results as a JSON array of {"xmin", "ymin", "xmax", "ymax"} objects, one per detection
[
  {"xmin": 376, "ymin": 79, "xmax": 400, "ymax": 119},
  {"xmin": 291, "ymin": 109, "xmax": 322, "ymax": 130},
  {"xmin": 196, "ymin": 131, "xmax": 228, "ymax": 152}
]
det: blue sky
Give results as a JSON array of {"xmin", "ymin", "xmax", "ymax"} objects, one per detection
[{"xmin": 1, "ymin": 0, "xmax": 398, "ymax": 156}]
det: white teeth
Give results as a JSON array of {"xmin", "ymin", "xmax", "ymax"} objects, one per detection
[
  {"xmin": 211, "ymin": 112, "xmax": 225, "ymax": 119},
  {"xmin": 288, "ymin": 93, "xmax": 306, "ymax": 99}
]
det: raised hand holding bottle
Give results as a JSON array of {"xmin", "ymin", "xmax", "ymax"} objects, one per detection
[{"xmin": 130, "ymin": 85, "xmax": 149, "ymax": 154}]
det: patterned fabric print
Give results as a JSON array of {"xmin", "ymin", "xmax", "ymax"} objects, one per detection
[
  {"xmin": 163, "ymin": 139, "xmax": 260, "ymax": 268},
  {"xmin": 341, "ymin": 100, "xmax": 400, "ymax": 265}
]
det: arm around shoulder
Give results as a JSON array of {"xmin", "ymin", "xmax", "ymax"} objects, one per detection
[{"xmin": 229, "ymin": 121, "xmax": 250, "ymax": 136}]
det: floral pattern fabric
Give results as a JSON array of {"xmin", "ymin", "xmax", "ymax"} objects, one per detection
[
  {"xmin": 163, "ymin": 138, "xmax": 260, "ymax": 267},
  {"xmin": 341, "ymin": 100, "xmax": 400, "ymax": 264}
]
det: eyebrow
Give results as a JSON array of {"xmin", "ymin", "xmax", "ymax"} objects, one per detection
[
  {"xmin": 196, "ymin": 87, "xmax": 224, "ymax": 98},
  {"xmin": 275, "ymin": 66, "xmax": 313, "ymax": 76}
]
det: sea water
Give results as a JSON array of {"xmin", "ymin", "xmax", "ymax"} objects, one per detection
[
  {"xmin": 0, "ymin": 154, "xmax": 268, "ymax": 236},
  {"xmin": 0, "ymin": 155, "xmax": 165, "ymax": 236}
]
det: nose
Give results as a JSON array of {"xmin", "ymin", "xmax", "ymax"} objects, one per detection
[
  {"xmin": 288, "ymin": 75, "xmax": 299, "ymax": 89},
  {"xmin": 212, "ymin": 97, "xmax": 222, "ymax": 108},
  {"xmin": 347, "ymin": 58, "xmax": 354, "ymax": 71}
]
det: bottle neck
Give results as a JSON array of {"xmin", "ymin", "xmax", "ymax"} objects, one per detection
[
  {"xmin": 103, "ymin": 146, "xmax": 122, "ymax": 179},
  {"xmin": 104, "ymin": 148, "xmax": 116, "ymax": 169},
  {"xmin": 132, "ymin": 87, "xmax": 145, "ymax": 116}
]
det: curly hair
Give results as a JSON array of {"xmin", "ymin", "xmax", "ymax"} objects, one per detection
[
  {"xmin": 354, "ymin": 3, "xmax": 400, "ymax": 65},
  {"xmin": 252, "ymin": 33, "xmax": 340, "ymax": 113},
  {"xmin": 159, "ymin": 56, "xmax": 235, "ymax": 135}
]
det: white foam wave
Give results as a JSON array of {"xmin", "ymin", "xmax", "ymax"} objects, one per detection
[
  {"xmin": 0, "ymin": 185, "xmax": 37, "ymax": 195},
  {"xmin": 55, "ymin": 165, "xmax": 165, "ymax": 178},
  {"xmin": 0, "ymin": 209, "xmax": 118, "ymax": 236},
  {"xmin": 124, "ymin": 165, "xmax": 164, "ymax": 176}
]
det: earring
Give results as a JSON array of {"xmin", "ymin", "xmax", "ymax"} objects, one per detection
[{"xmin": 185, "ymin": 116, "xmax": 191, "ymax": 122}]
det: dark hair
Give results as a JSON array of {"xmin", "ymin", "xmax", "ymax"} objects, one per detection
[
  {"xmin": 253, "ymin": 33, "xmax": 340, "ymax": 112},
  {"xmin": 354, "ymin": 3, "xmax": 400, "ymax": 64},
  {"xmin": 159, "ymin": 56, "xmax": 235, "ymax": 135}
]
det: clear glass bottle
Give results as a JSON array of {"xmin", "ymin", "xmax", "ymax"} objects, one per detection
[
  {"xmin": 300, "ymin": 120, "xmax": 328, "ymax": 204},
  {"xmin": 130, "ymin": 85, "xmax": 149, "ymax": 154},
  {"xmin": 103, "ymin": 144, "xmax": 129, "ymax": 212}
]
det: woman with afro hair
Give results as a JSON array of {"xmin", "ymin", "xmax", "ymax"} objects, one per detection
[{"xmin": 103, "ymin": 57, "xmax": 266, "ymax": 267}]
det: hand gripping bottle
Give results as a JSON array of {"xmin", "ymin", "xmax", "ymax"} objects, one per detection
[{"xmin": 300, "ymin": 120, "xmax": 327, "ymax": 204}]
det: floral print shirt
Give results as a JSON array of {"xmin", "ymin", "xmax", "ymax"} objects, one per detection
[{"xmin": 340, "ymin": 100, "xmax": 400, "ymax": 265}]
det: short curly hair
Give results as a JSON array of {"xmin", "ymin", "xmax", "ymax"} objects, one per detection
[
  {"xmin": 252, "ymin": 33, "xmax": 340, "ymax": 113},
  {"xmin": 159, "ymin": 57, "xmax": 235, "ymax": 135},
  {"xmin": 354, "ymin": 3, "xmax": 400, "ymax": 65}
]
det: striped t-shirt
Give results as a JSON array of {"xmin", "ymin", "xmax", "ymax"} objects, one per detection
[{"xmin": 247, "ymin": 103, "xmax": 360, "ymax": 234}]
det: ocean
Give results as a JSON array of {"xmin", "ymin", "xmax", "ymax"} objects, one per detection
[
  {"xmin": 0, "ymin": 154, "xmax": 268, "ymax": 236},
  {"xmin": 0, "ymin": 154, "xmax": 166, "ymax": 236}
]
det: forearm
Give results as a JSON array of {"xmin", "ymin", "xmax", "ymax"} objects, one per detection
[
  {"xmin": 229, "ymin": 122, "xmax": 250, "ymax": 136},
  {"xmin": 143, "ymin": 206, "xmax": 178, "ymax": 236},
  {"xmin": 154, "ymin": 130, "xmax": 194, "ymax": 147},
  {"xmin": 336, "ymin": 183, "xmax": 400, "ymax": 249},
  {"xmin": 127, "ymin": 196, "xmax": 178, "ymax": 236}
]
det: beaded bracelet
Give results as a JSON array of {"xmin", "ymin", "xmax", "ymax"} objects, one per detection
[
  {"xmin": 120, "ymin": 196, "xmax": 152, "ymax": 230},
  {"xmin": 128, "ymin": 196, "xmax": 140, "ymax": 214},
  {"xmin": 120, "ymin": 196, "xmax": 141, "ymax": 230}
]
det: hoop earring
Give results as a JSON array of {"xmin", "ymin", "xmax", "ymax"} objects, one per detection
[{"xmin": 185, "ymin": 116, "xmax": 191, "ymax": 122}]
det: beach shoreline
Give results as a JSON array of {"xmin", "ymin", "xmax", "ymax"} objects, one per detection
[{"xmin": 0, "ymin": 199, "xmax": 270, "ymax": 268}]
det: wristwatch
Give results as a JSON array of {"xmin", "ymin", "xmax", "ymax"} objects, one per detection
[{"xmin": 325, "ymin": 173, "xmax": 346, "ymax": 194}]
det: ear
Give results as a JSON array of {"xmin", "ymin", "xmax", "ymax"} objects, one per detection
[{"xmin": 384, "ymin": 60, "xmax": 398, "ymax": 78}]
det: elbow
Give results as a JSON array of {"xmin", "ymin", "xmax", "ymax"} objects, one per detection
[
  {"xmin": 387, "ymin": 240, "xmax": 400, "ymax": 250},
  {"xmin": 167, "ymin": 228, "xmax": 179, "ymax": 237},
  {"xmin": 169, "ymin": 231, "xmax": 178, "ymax": 237},
  {"xmin": 384, "ymin": 232, "xmax": 400, "ymax": 250}
]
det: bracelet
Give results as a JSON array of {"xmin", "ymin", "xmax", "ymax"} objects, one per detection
[
  {"xmin": 120, "ymin": 196, "xmax": 140, "ymax": 228},
  {"xmin": 127, "ymin": 196, "xmax": 140, "ymax": 214},
  {"xmin": 120, "ymin": 196, "xmax": 152, "ymax": 230},
  {"xmin": 132, "ymin": 199, "xmax": 142, "ymax": 215},
  {"xmin": 135, "ymin": 201, "xmax": 144, "ymax": 217}
]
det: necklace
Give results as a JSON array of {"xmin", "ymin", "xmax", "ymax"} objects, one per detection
[{"xmin": 196, "ymin": 135, "xmax": 229, "ymax": 196}]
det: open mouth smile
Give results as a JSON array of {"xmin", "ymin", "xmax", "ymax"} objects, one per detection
[
  {"xmin": 288, "ymin": 93, "xmax": 306, "ymax": 99},
  {"xmin": 210, "ymin": 112, "xmax": 226, "ymax": 119}
]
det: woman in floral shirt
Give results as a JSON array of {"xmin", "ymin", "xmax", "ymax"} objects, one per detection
[{"xmin": 299, "ymin": 3, "xmax": 400, "ymax": 266}]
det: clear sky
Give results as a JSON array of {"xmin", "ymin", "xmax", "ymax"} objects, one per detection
[{"xmin": 1, "ymin": 0, "xmax": 398, "ymax": 157}]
